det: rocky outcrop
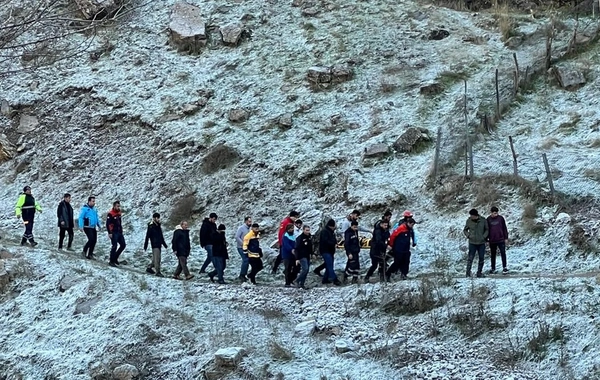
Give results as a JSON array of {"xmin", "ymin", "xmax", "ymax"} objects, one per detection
[
  {"xmin": 214, "ymin": 347, "xmax": 246, "ymax": 367},
  {"xmin": 363, "ymin": 143, "xmax": 389, "ymax": 158},
  {"xmin": 552, "ymin": 66, "xmax": 586, "ymax": 90},
  {"xmin": 201, "ymin": 144, "xmax": 240, "ymax": 174},
  {"xmin": 393, "ymin": 127, "xmax": 432, "ymax": 153},
  {"xmin": 307, "ymin": 65, "xmax": 353, "ymax": 89},
  {"xmin": 74, "ymin": 0, "xmax": 123, "ymax": 19},
  {"xmin": 294, "ymin": 320, "xmax": 316, "ymax": 336},
  {"xmin": 278, "ymin": 113, "xmax": 293, "ymax": 128},
  {"xmin": 228, "ymin": 108, "xmax": 249, "ymax": 123},
  {"xmin": 18, "ymin": 114, "xmax": 39, "ymax": 134},
  {"xmin": 169, "ymin": 2, "xmax": 207, "ymax": 54},
  {"xmin": 220, "ymin": 24, "xmax": 244, "ymax": 46},
  {"xmin": 112, "ymin": 364, "xmax": 139, "ymax": 380}
]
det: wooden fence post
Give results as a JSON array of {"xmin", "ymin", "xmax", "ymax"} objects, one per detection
[
  {"xmin": 542, "ymin": 153, "xmax": 555, "ymax": 198},
  {"xmin": 509, "ymin": 136, "xmax": 518, "ymax": 176},
  {"xmin": 495, "ymin": 68, "xmax": 500, "ymax": 121},
  {"xmin": 512, "ymin": 53, "xmax": 519, "ymax": 96},
  {"xmin": 432, "ymin": 127, "xmax": 442, "ymax": 184},
  {"xmin": 464, "ymin": 80, "xmax": 473, "ymax": 179}
]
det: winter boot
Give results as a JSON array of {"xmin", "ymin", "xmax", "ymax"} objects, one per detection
[
  {"xmin": 351, "ymin": 277, "xmax": 358, "ymax": 285},
  {"xmin": 333, "ymin": 279, "xmax": 342, "ymax": 286},
  {"xmin": 238, "ymin": 275, "xmax": 247, "ymax": 283},
  {"xmin": 185, "ymin": 274, "xmax": 195, "ymax": 281},
  {"xmin": 20, "ymin": 237, "xmax": 27, "ymax": 246},
  {"xmin": 146, "ymin": 267, "xmax": 156, "ymax": 275},
  {"xmin": 400, "ymin": 274, "xmax": 407, "ymax": 281},
  {"xmin": 248, "ymin": 274, "xmax": 257, "ymax": 285},
  {"xmin": 476, "ymin": 272, "xmax": 486, "ymax": 278},
  {"xmin": 29, "ymin": 239, "xmax": 38, "ymax": 247},
  {"xmin": 155, "ymin": 272, "xmax": 164, "ymax": 278},
  {"xmin": 364, "ymin": 276, "xmax": 370, "ymax": 283},
  {"xmin": 109, "ymin": 262, "xmax": 118, "ymax": 267},
  {"xmin": 502, "ymin": 268, "xmax": 509, "ymax": 274}
]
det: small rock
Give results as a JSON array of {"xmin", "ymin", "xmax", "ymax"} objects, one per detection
[
  {"xmin": 393, "ymin": 127, "xmax": 432, "ymax": 153},
  {"xmin": 278, "ymin": 113, "xmax": 293, "ymax": 127},
  {"xmin": 292, "ymin": 0, "xmax": 304, "ymax": 6},
  {"xmin": 221, "ymin": 24, "xmax": 244, "ymax": 46},
  {"xmin": 555, "ymin": 213, "xmax": 571, "ymax": 224},
  {"xmin": 552, "ymin": 66, "xmax": 586, "ymax": 90},
  {"xmin": 214, "ymin": 347, "xmax": 246, "ymax": 367},
  {"xmin": 59, "ymin": 276, "xmax": 81, "ymax": 292},
  {"xmin": 0, "ymin": 250, "xmax": 12, "ymax": 259},
  {"xmin": 182, "ymin": 103, "xmax": 200, "ymax": 115},
  {"xmin": 294, "ymin": 320, "xmax": 316, "ymax": 336},
  {"xmin": 420, "ymin": 82, "xmax": 443, "ymax": 96},
  {"xmin": 18, "ymin": 114, "xmax": 39, "ymax": 134},
  {"xmin": 428, "ymin": 29, "xmax": 450, "ymax": 40},
  {"xmin": 112, "ymin": 364, "xmax": 139, "ymax": 380},
  {"xmin": 364, "ymin": 143, "xmax": 389, "ymax": 158},
  {"xmin": 0, "ymin": 100, "xmax": 10, "ymax": 116},
  {"xmin": 74, "ymin": 296, "xmax": 101, "ymax": 315},
  {"xmin": 335, "ymin": 339, "xmax": 356, "ymax": 353},
  {"xmin": 301, "ymin": 7, "xmax": 320, "ymax": 16},
  {"xmin": 331, "ymin": 65, "xmax": 353, "ymax": 82},
  {"xmin": 228, "ymin": 108, "xmax": 249, "ymax": 123},
  {"xmin": 307, "ymin": 66, "xmax": 332, "ymax": 85},
  {"xmin": 169, "ymin": 2, "xmax": 207, "ymax": 54}
]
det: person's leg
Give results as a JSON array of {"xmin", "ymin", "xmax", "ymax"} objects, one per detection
[
  {"xmin": 152, "ymin": 248, "xmax": 162, "ymax": 274},
  {"xmin": 400, "ymin": 251, "xmax": 412, "ymax": 276},
  {"xmin": 181, "ymin": 256, "xmax": 191, "ymax": 277},
  {"xmin": 466, "ymin": 244, "xmax": 476, "ymax": 276},
  {"xmin": 110, "ymin": 234, "xmax": 118, "ymax": 263},
  {"xmin": 174, "ymin": 256, "xmax": 183, "ymax": 277},
  {"xmin": 59, "ymin": 227, "xmax": 66, "ymax": 249},
  {"xmin": 498, "ymin": 242, "xmax": 507, "ymax": 270},
  {"xmin": 88, "ymin": 229, "xmax": 97, "ymax": 257},
  {"xmin": 216, "ymin": 257, "xmax": 225, "ymax": 283},
  {"xmin": 83, "ymin": 229, "xmax": 91, "ymax": 255},
  {"xmin": 489, "ymin": 243, "xmax": 498, "ymax": 272},
  {"xmin": 477, "ymin": 244, "xmax": 486, "ymax": 275},
  {"xmin": 200, "ymin": 245, "xmax": 213, "ymax": 273},
  {"xmin": 237, "ymin": 248, "xmax": 249, "ymax": 277},
  {"xmin": 297, "ymin": 258, "xmax": 309, "ymax": 287},
  {"xmin": 385, "ymin": 254, "xmax": 400, "ymax": 279},
  {"xmin": 67, "ymin": 227, "xmax": 74, "ymax": 249},
  {"xmin": 116, "ymin": 233, "xmax": 127, "ymax": 261},
  {"xmin": 272, "ymin": 249, "xmax": 283, "ymax": 274},
  {"xmin": 322, "ymin": 253, "xmax": 337, "ymax": 283},
  {"xmin": 208, "ymin": 257, "xmax": 219, "ymax": 281},
  {"xmin": 25, "ymin": 218, "xmax": 35, "ymax": 244},
  {"xmin": 313, "ymin": 262, "xmax": 326, "ymax": 276},
  {"xmin": 365, "ymin": 255, "xmax": 379, "ymax": 278},
  {"xmin": 283, "ymin": 259, "xmax": 291, "ymax": 285}
]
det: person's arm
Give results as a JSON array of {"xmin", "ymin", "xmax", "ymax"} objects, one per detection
[
  {"xmin": 143, "ymin": 225, "xmax": 150, "ymax": 251},
  {"xmin": 243, "ymin": 231, "xmax": 252, "ymax": 251},
  {"xmin": 57, "ymin": 203, "xmax": 62, "ymax": 222},
  {"xmin": 15, "ymin": 195, "xmax": 25, "ymax": 217},
  {"xmin": 161, "ymin": 229, "xmax": 168, "ymax": 248},
  {"xmin": 483, "ymin": 219, "xmax": 489, "ymax": 240},
  {"xmin": 35, "ymin": 201, "xmax": 42, "ymax": 212},
  {"xmin": 171, "ymin": 232, "xmax": 177, "ymax": 253},
  {"xmin": 502, "ymin": 217, "xmax": 509, "ymax": 241},
  {"xmin": 235, "ymin": 227, "xmax": 244, "ymax": 246},
  {"xmin": 78, "ymin": 208, "xmax": 84, "ymax": 229},
  {"xmin": 106, "ymin": 213, "xmax": 113, "ymax": 236},
  {"xmin": 463, "ymin": 221, "xmax": 470, "ymax": 239}
]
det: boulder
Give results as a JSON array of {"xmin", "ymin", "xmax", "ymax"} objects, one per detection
[
  {"xmin": 0, "ymin": 260, "xmax": 9, "ymax": 291},
  {"xmin": 228, "ymin": 108, "xmax": 249, "ymax": 123},
  {"xmin": 0, "ymin": 99, "xmax": 10, "ymax": 116},
  {"xmin": 294, "ymin": 320, "xmax": 316, "ymax": 336},
  {"xmin": 278, "ymin": 113, "xmax": 293, "ymax": 127},
  {"xmin": 221, "ymin": 24, "xmax": 244, "ymax": 46},
  {"xmin": 428, "ymin": 29, "xmax": 450, "ymax": 40},
  {"xmin": 74, "ymin": 296, "xmax": 101, "ymax": 315},
  {"xmin": 335, "ymin": 339, "xmax": 356, "ymax": 353},
  {"xmin": 112, "ymin": 364, "xmax": 139, "ymax": 380},
  {"xmin": 420, "ymin": 82, "xmax": 443, "ymax": 96},
  {"xmin": 364, "ymin": 143, "xmax": 389, "ymax": 158},
  {"xmin": 555, "ymin": 213, "xmax": 571, "ymax": 224},
  {"xmin": 169, "ymin": 2, "xmax": 207, "ymax": 54},
  {"xmin": 73, "ymin": 0, "xmax": 123, "ymax": 19},
  {"xmin": 214, "ymin": 347, "xmax": 246, "ymax": 367},
  {"xmin": 552, "ymin": 66, "xmax": 586, "ymax": 90},
  {"xmin": 393, "ymin": 127, "xmax": 432, "ymax": 153},
  {"xmin": 18, "ymin": 114, "xmax": 39, "ymax": 134},
  {"xmin": 307, "ymin": 65, "xmax": 353, "ymax": 89},
  {"xmin": 201, "ymin": 144, "xmax": 240, "ymax": 174},
  {"xmin": 0, "ymin": 134, "xmax": 15, "ymax": 163},
  {"xmin": 301, "ymin": 7, "xmax": 320, "ymax": 16}
]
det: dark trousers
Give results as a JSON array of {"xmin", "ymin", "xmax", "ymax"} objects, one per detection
[
  {"xmin": 22, "ymin": 217, "xmax": 34, "ymax": 241},
  {"xmin": 283, "ymin": 258, "xmax": 298, "ymax": 285},
  {"xmin": 59, "ymin": 227, "xmax": 74, "ymax": 249},
  {"xmin": 489, "ymin": 242, "xmax": 507, "ymax": 270},
  {"xmin": 467, "ymin": 243, "xmax": 486, "ymax": 275},
  {"xmin": 174, "ymin": 256, "xmax": 190, "ymax": 277},
  {"xmin": 272, "ymin": 249, "xmax": 283, "ymax": 273},
  {"xmin": 366, "ymin": 254, "xmax": 385, "ymax": 279},
  {"xmin": 314, "ymin": 262, "xmax": 326, "ymax": 274},
  {"xmin": 208, "ymin": 256, "xmax": 226, "ymax": 283},
  {"xmin": 386, "ymin": 251, "xmax": 411, "ymax": 277},
  {"xmin": 321, "ymin": 253, "xmax": 337, "ymax": 283},
  {"xmin": 110, "ymin": 232, "xmax": 126, "ymax": 263},
  {"xmin": 248, "ymin": 257, "xmax": 263, "ymax": 283},
  {"xmin": 344, "ymin": 252, "xmax": 360, "ymax": 278},
  {"xmin": 200, "ymin": 245, "xmax": 213, "ymax": 272},
  {"xmin": 296, "ymin": 258, "xmax": 310, "ymax": 287},
  {"xmin": 83, "ymin": 228, "xmax": 97, "ymax": 257}
]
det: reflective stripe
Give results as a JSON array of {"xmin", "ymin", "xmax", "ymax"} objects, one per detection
[{"xmin": 21, "ymin": 206, "xmax": 35, "ymax": 209}]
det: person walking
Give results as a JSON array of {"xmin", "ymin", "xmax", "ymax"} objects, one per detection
[
  {"xmin": 199, "ymin": 213, "xmax": 218, "ymax": 274},
  {"xmin": 295, "ymin": 225, "xmax": 312, "ymax": 289},
  {"xmin": 373, "ymin": 210, "xmax": 392, "ymax": 231},
  {"xmin": 208, "ymin": 224, "xmax": 229, "ymax": 284},
  {"xmin": 365, "ymin": 219, "xmax": 390, "ymax": 282},
  {"xmin": 339, "ymin": 209, "xmax": 371, "ymax": 235},
  {"xmin": 343, "ymin": 221, "xmax": 361, "ymax": 284},
  {"xmin": 106, "ymin": 201, "xmax": 127, "ymax": 267},
  {"xmin": 319, "ymin": 219, "xmax": 342, "ymax": 286},
  {"xmin": 293, "ymin": 219, "xmax": 303, "ymax": 238},
  {"xmin": 282, "ymin": 223, "xmax": 297, "ymax": 287},
  {"xmin": 57, "ymin": 193, "xmax": 74, "ymax": 251},
  {"xmin": 386, "ymin": 218, "xmax": 416, "ymax": 281},
  {"xmin": 464, "ymin": 209, "xmax": 489, "ymax": 278},
  {"xmin": 487, "ymin": 206, "xmax": 509, "ymax": 274},
  {"xmin": 172, "ymin": 221, "xmax": 194, "ymax": 280},
  {"xmin": 243, "ymin": 223, "xmax": 264, "ymax": 285},
  {"xmin": 78, "ymin": 196, "xmax": 101, "ymax": 259},
  {"xmin": 235, "ymin": 216, "xmax": 252, "ymax": 282},
  {"xmin": 273, "ymin": 210, "xmax": 300, "ymax": 274},
  {"xmin": 144, "ymin": 212, "xmax": 168, "ymax": 277},
  {"xmin": 15, "ymin": 186, "xmax": 42, "ymax": 247}
]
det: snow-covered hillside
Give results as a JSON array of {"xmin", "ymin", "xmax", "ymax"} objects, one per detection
[{"xmin": 1, "ymin": 0, "xmax": 600, "ymax": 378}]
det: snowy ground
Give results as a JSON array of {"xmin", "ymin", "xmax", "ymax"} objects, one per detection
[{"xmin": 1, "ymin": 0, "xmax": 600, "ymax": 378}]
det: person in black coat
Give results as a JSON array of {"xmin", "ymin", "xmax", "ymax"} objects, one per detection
[
  {"xmin": 145, "ymin": 212, "xmax": 168, "ymax": 277},
  {"xmin": 208, "ymin": 224, "xmax": 229, "ymax": 284},
  {"xmin": 319, "ymin": 219, "xmax": 341, "ymax": 286},
  {"xmin": 57, "ymin": 193, "xmax": 74, "ymax": 250},
  {"xmin": 365, "ymin": 220, "xmax": 390, "ymax": 282},
  {"xmin": 172, "ymin": 221, "xmax": 194, "ymax": 280},
  {"xmin": 386, "ymin": 218, "xmax": 416, "ymax": 281},
  {"xmin": 343, "ymin": 221, "xmax": 361, "ymax": 284},
  {"xmin": 199, "ymin": 213, "xmax": 218, "ymax": 273},
  {"xmin": 294, "ymin": 225, "xmax": 313, "ymax": 289}
]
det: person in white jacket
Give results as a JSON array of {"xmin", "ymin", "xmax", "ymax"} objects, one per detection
[{"xmin": 235, "ymin": 216, "xmax": 252, "ymax": 282}]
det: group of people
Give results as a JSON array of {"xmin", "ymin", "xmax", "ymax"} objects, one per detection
[{"xmin": 13, "ymin": 185, "xmax": 510, "ymax": 287}]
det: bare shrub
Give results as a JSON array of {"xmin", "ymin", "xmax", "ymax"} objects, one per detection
[
  {"xmin": 492, "ymin": 334, "xmax": 526, "ymax": 369},
  {"xmin": 450, "ymin": 283, "xmax": 506, "ymax": 338},
  {"xmin": 269, "ymin": 340, "xmax": 294, "ymax": 362},
  {"xmin": 201, "ymin": 144, "xmax": 241, "ymax": 174},
  {"xmin": 527, "ymin": 321, "xmax": 566, "ymax": 361},
  {"xmin": 168, "ymin": 194, "xmax": 197, "ymax": 227},
  {"xmin": 475, "ymin": 182, "xmax": 501, "ymax": 207},
  {"xmin": 381, "ymin": 279, "xmax": 446, "ymax": 315},
  {"xmin": 583, "ymin": 168, "xmax": 600, "ymax": 182},
  {"xmin": 522, "ymin": 204, "xmax": 537, "ymax": 219},
  {"xmin": 545, "ymin": 302, "xmax": 561, "ymax": 312},
  {"xmin": 570, "ymin": 224, "xmax": 594, "ymax": 253},
  {"xmin": 496, "ymin": 3, "xmax": 517, "ymax": 41}
]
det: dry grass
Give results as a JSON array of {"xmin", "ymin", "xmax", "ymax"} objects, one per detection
[
  {"xmin": 583, "ymin": 168, "xmax": 600, "ymax": 182},
  {"xmin": 256, "ymin": 307, "xmax": 286, "ymax": 320},
  {"xmin": 539, "ymin": 137, "xmax": 561, "ymax": 150},
  {"xmin": 269, "ymin": 340, "xmax": 294, "ymax": 362},
  {"xmin": 450, "ymin": 284, "xmax": 506, "ymax": 338},
  {"xmin": 201, "ymin": 144, "xmax": 240, "ymax": 174},
  {"xmin": 168, "ymin": 194, "xmax": 197, "ymax": 227},
  {"xmin": 527, "ymin": 321, "xmax": 566, "ymax": 361},
  {"xmin": 496, "ymin": 2, "xmax": 517, "ymax": 42},
  {"xmin": 381, "ymin": 279, "xmax": 446, "ymax": 315},
  {"xmin": 522, "ymin": 204, "xmax": 537, "ymax": 219},
  {"xmin": 570, "ymin": 224, "xmax": 595, "ymax": 253},
  {"xmin": 588, "ymin": 139, "xmax": 600, "ymax": 148},
  {"xmin": 380, "ymin": 77, "xmax": 399, "ymax": 93}
]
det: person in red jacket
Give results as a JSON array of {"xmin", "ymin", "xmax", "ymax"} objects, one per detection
[
  {"xmin": 386, "ymin": 218, "xmax": 416, "ymax": 281},
  {"xmin": 106, "ymin": 201, "xmax": 127, "ymax": 267},
  {"xmin": 272, "ymin": 210, "xmax": 300, "ymax": 274}
]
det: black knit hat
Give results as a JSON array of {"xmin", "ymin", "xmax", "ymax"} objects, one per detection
[
  {"xmin": 218, "ymin": 224, "xmax": 226, "ymax": 231},
  {"xmin": 469, "ymin": 209, "xmax": 479, "ymax": 216},
  {"xmin": 23, "ymin": 186, "xmax": 31, "ymax": 192},
  {"xmin": 383, "ymin": 210, "xmax": 392, "ymax": 217},
  {"xmin": 326, "ymin": 219, "xmax": 336, "ymax": 227},
  {"xmin": 209, "ymin": 212, "xmax": 218, "ymax": 219}
]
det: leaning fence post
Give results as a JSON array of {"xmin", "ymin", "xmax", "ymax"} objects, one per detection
[
  {"xmin": 542, "ymin": 153, "xmax": 555, "ymax": 198},
  {"xmin": 509, "ymin": 136, "xmax": 518, "ymax": 176}
]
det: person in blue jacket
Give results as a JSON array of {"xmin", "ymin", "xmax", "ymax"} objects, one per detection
[
  {"xmin": 78, "ymin": 196, "xmax": 101, "ymax": 260},
  {"xmin": 281, "ymin": 223, "xmax": 298, "ymax": 287}
]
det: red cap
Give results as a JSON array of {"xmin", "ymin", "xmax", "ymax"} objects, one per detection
[{"xmin": 403, "ymin": 210, "xmax": 413, "ymax": 218}]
